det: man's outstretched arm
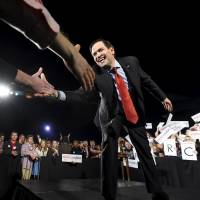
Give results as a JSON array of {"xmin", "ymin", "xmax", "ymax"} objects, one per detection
[
  {"xmin": 0, "ymin": 58, "xmax": 53, "ymax": 94},
  {"xmin": 0, "ymin": 0, "xmax": 95, "ymax": 90}
]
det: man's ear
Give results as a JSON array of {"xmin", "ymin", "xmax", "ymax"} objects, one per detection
[{"xmin": 110, "ymin": 47, "xmax": 115, "ymax": 56}]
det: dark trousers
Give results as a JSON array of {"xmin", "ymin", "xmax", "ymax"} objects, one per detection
[{"xmin": 101, "ymin": 126, "xmax": 162, "ymax": 200}]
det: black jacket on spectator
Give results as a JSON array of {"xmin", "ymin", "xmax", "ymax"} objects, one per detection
[
  {"xmin": 0, "ymin": 141, "xmax": 21, "ymax": 199},
  {"xmin": 3, "ymin": 141, "xmax": 22, "ymax": 179}
]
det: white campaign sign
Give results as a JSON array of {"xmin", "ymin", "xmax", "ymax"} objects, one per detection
[
  {"xmin": 181, "ymin": 142, "xmax": 197, "ymax": 161},
  {"xmin": 166, "ymin": 113, "xmax": 173, "ymax": 125},
  {"xmin": 155, "ymin": 121, "xmax": 188, "ymax": 144},
  {"xmin": 145, "ymin": 123, "xmax": 152, "ymax": 129},
  {"xmin": 170, "ymin": 121, "xmax": 189, "ymax": 128},
  {"xmin": 123, "ymin": 159, "xmax": 138, "ymax": 168},
  {"xmin": 157, "ymin": 122, "xmax": 165, "ymax": 129},
  {"xmin": 125, "ymin": 135, "xmax": 133, "ymax": 146},
  {"xmin": 62, "ymin": 154, "xmax": 82, "ymax": 163},
  {"xmin": 191, "ymin": 113, "xmax": 200, "ymax": 123},
  {"xmin": 164, "ymin": 139, "xmax": 177, "ymax": 156}
]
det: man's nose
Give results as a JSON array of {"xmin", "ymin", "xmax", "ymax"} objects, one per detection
[{"xmin": 96, "ymin": 51, "xmax": 102, "ymax": 57}]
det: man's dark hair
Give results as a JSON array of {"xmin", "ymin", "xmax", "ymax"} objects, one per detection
[{"xmin": 89, "ymin": 38, "xmax": 114, "ymax": 53}]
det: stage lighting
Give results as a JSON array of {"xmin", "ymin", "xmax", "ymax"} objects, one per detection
[
  {"xmin": 0, "ymin": 84, "xmax": 11, "ymax": 97},
  {"xmin": 44, "ymin": 125, "xmax": 51, "ymax": 132}
]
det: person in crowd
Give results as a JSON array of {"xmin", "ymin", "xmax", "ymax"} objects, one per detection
[
  {"xmin": 0, "ymin": 133, "xmax": 5, "ymax": 154},
  {"xmin": 46, "ymin": 140, "xmax": 52, "ymax": 149},
  {"xmin": 47, "ymin": 140, "xmax": 59, "ymax": 157},
  {"xmin": 89, "ymin": 140, "xmax": 102, "ymax": 158},
  {"xmin": 18, "ymin": 134, "xmax": 26, "ymax": 145},
  {"xmin": 80, "ymin": 140, "xmax": 89, "ymax": 159},
  {"xmin": 32, "ymin": 140, "xmax": 48, "ymax": 179},
  {"xmin": 3, "ymin": 131, "xmax": 22, "ymax": 179},
  {"xmin": 2, "ymin": 131, "xmax": 21, "ymax": 199},
  {"xmin": 71, "ymin": 140, "xmax": 82, "ymax": 155},
  {"xmin": 21, "ymin": 135, "xmax": 38, "ymax": 180}
]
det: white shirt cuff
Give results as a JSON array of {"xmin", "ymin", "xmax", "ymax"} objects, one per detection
[{"xmin": 57, "ymin": 90, "xmax": 66, "ymax": 101}]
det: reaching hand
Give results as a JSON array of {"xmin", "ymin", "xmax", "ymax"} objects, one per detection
[
  {"xmin": 162, "ymin": 98, "xmax": 173, "ymax": 112},
  {"xmin": 31, "ymin": 67, "xmax": 54, "ymax": 94},
  {"xmin": 63, "ymin": 52, "xmax": 95, "ymax": 91},
  {"xmin": 50, "ymin": 33, "xmax": 95, "ymax": 91},
  {"xmin": 33, "ymin": 69, "xmax": 58, "ymax": 97},
  {"xmin": 63, "ymin": 43, "xmax": 95, "ymax": 91}
]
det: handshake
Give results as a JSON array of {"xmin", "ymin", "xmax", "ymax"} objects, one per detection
[
  {"xmin": 24, "ymin": 44, "xmax": 93, "ymax": 99},
  {"xmin": 31, "ymin": 67, "xmax": 58, "ymax": 98}
]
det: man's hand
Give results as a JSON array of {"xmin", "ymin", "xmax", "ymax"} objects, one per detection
[
  {"xmin": 15, "ymin": 68, "xmax": 54, "ymax": 94},
  {"xmin": 50, "ymin": 33, "xmax": 95, "ymax": 91},
  {"xmin": 162, "ymin": 98, "xmax": 173, "ymax": 112},
  {"xmin": 34, "ymin": 71, "xmax": 58, "ymax": 97},
  {"xmin": 63, "ymin": 43, "xmax": 95, "ymax": 91},
  {"xmin": 31, "ymin": 67, "xmax": 54, "ymax": 94}
]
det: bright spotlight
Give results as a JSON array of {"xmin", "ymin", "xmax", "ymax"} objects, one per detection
[
  {"xmin": 0, "ymin": 85, "xmax": 10, "ymax": 97},
  {"xmin": 44, "ymin": 125, "xmax": 50, "ymax": 132}
]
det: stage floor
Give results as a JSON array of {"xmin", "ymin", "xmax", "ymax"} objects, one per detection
[{"xmin": 19, "ymin": 179, "xmax": 200, "ymax": 200}]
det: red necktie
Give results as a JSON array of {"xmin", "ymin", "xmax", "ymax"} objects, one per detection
[{"xmin": 111, "ymin": 67, "xmax": 139, "ymax": 124}]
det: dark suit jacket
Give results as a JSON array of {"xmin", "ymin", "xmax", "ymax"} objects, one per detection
[
  {"xmin": 0, "ymin": 58, "xmax": 17, "ymax": 82},
  {"xmin": 3, "ymin": 141, "xmax": 21, "ymax": 156},
  {"xmin": 0, "ymin": 0, "xmax": 58, "ymax": 49},
  {"xmin": 65, "ymin": 56, "xmax": 167, "ymax": 139},
  {"xmin": 2, "ymin": 141, "xmax": 22, "ymax": 179}
]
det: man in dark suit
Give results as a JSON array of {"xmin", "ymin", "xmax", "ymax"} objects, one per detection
[{"xmin": 42, "ymin": 39, "xmax": 173, "ymax": 200}]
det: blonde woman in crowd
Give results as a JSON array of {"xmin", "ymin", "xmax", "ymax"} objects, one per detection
[{"xmin": 31, "ymin": 140, "xmax": 48, "ymax": 179}]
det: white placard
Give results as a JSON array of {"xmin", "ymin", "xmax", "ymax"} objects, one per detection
[
  {"xmin": 164, "ymin": 139, "xmax": 177, "ymax": 156},
  {"xmin": 123, "ymin": 159, "xmax": 138, "ymax": 168},
  {"xmin": 145, "ymin": 123, "xmax": 152, "ymax": 129},
  {"xmin": 62, "ymin": 154, "xmax": 82, "ymax": 163},
  {"xmin": 170, "ymin": 121, "xmax": 189, "ymax": 128},
  {"xmin": 166, "ymin": 113, "xmax": 173, "ymax": 125},
  {"xmin": 181, "ymin": 142, "xmax": 197, "ymax": 161},
  {"xmin": 124, "ymin": 135, "xmax": 140, "ymax": 161},
  {"xmin": 191, "ymin": 113, "xmax": 200, "ymax": 123},
  {"xmin": 132, "ymin": 147, "xmax": 139, "ymax": 162},
  {"xmin": 125, "ymin": 135, "xmax": 134, "ymax": 146},
  {"xmin": 155, "ymin": 121, "xmax": 187, "ymax": 144},
  {"xmin": 157, "ymin": 122, "xmax": 165, "ymax": 129}
]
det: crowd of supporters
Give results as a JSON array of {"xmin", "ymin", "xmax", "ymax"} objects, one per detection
[
  {"xmin": 0, "ymin": 131, "xmax": 102, "ymax": 180},
  {"xmin": 1, "ymin": 123, "xmax": 200, "ymax": 182}
]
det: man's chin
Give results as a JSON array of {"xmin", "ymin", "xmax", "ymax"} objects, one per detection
[{"xmin": 97, "ymin": 62, "xmax": 106, "ymax": 67}]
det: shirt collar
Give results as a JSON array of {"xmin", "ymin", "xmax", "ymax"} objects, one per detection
[
  {"xmin": 108, "ymin": 60, "xmax": 121, "ymax": 73},
  {"xmin": 115, "ymin": 60, "xmax": 121, "ymax": 69}
]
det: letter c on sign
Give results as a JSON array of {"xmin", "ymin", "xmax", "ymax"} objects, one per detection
[{"xmin": 184, "ymin": 147, "xmax": 193, "ymax": 156}]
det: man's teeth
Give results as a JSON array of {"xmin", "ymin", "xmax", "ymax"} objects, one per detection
[{"xmin": 99, "ymin": 58, "xmax": 105, "ymax": 62}]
